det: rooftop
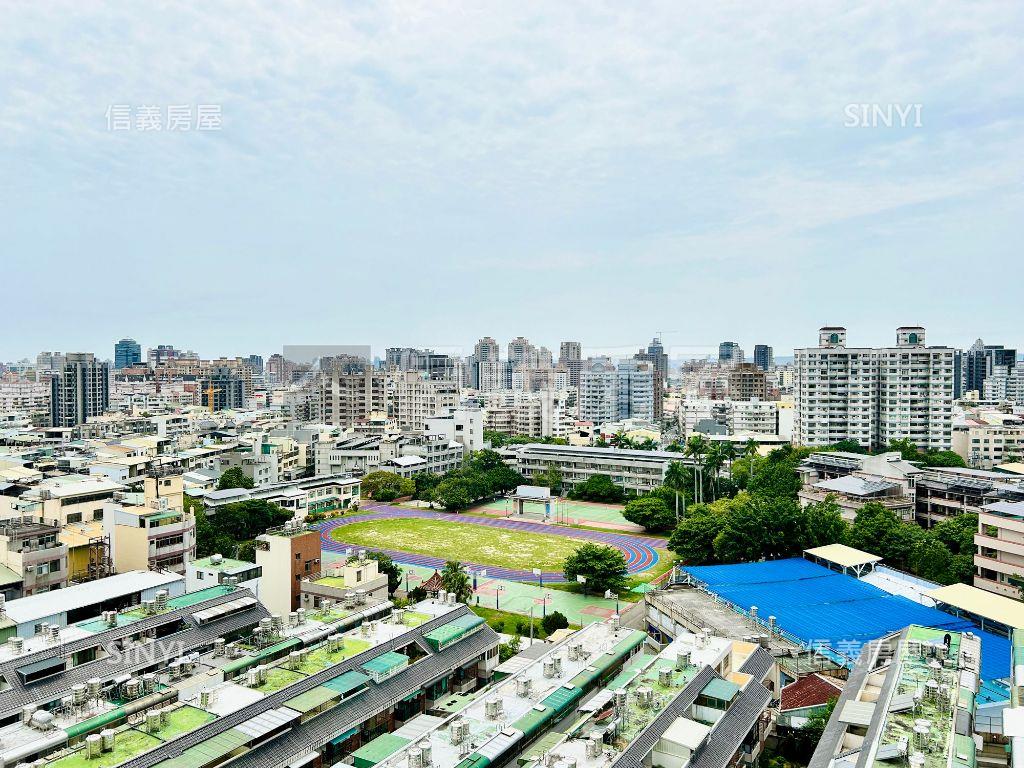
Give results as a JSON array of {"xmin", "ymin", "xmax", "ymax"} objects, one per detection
[{"xmin": 3, "ymin": 570, "xmax": 183, "ymax": 625}]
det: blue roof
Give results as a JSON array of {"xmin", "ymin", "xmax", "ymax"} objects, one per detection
[{"xmin": 684, "ymin": 558, "xmax": 1010, "ymax": 688}]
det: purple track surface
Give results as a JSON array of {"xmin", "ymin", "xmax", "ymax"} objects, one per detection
[{"xmin": 316, "ymin": 506, "xmax": 663, "ymax": 583}]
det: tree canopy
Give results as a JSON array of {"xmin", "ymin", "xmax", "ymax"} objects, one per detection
[
  {"xmin": 217, "ymin": 466, "xmax": 254, "ymax": 491},
  {"xmin": 568, "ymin": 474, "xmax": 625, "ymax": 503},
  {"xmin": 562, "ymin": 543, "xmax": 629, "ymax": 594},
  {"xmin": 622, "ymin": 495, "xmax": 676, "ymax": 532},
  {"xmin": 360, "ymin": 471, "xmax": 415, "ymax": 502}
]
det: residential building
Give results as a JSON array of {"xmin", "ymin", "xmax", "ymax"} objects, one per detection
[
  {"xmin": 517, "ymin": 630, "xmax": 776, "ymax": 768},
  {"xmin": 35, "ymin": 351, "xmax": 65, "ymax": 373},
  {"xmin": 718, "ymin": 341, "xmax": 743, "ymax": 365},
  {"xmin": 635, "ymin": 336, "xmax": 668, "ymax": 419},
  {"xmin": 316, "ymin": 368, "xmax": 387, "ymax": 427},
  {"xmin": 794, "ymin": 326, "xmax": 954, "ymax": 451},
  {"xmin": 386, "ymin": 370, "xmax": 459, "ymax": 430},
  {"xmin": 578, "ymin": 358, "xmax": 619, "ymax": 423},
  {"xmin": 424, "ymin": 406, "xmax": 485, "ymax": 452},
  {"xmin": 114, "ymin": 338, "xmax": 142, "ymax": 369},
  {"xmin": 50, "ymin": 352, "xmax": 110, "ymax": 427},
  {"xmin": 953, "ymin": 412, "xmax": 1024, "ymax": 468},
  {"xmin": 810, "ymin": 625, "xmax": 981, "ymax": 768},
  {"xmin": 726, "ymin": 363, "xmax": 767, "ymax": 400},
  {"xmin": 300, "ymin": 549, "xmax": 390, "ymax": 608},
  {"xmin": 11, "ymin": 474, "xmax": 125, "ymax": 526},
  {"xmin": 560, "ymin": 340, "xmax": 583, "ymax": 387},
  {"xmin": 102, "ymin": 471, "xmax": 196, "ymax": 573},
  {"xmin": 961, "ymin": 338, "xmax": 1017, "ymax": 397},
  {"xmin": 876, "ymin": 327, "xmax": 955, "ymax": 451},
  {"xmin": 199, "ymin": 366, "xmax": 246, "ymax": 411},
  {"xmin": 507, "ymin": 336, "xmax": 534, "ymax": 367},
  {"xmin": 0, "ymin": 518, "xmax": 67, "ymax": 597},
  {"xmin": 753, "ymin": 344, "xmax": 773, "ymax": 371},
  {"xmin": 315, "ymin": 434, "xmax": 461, "ymax": 478},
  {"xmin": 186, "ymin": 552, "xmax": 262, "ymax": 596},
  {"xmin": 255, "ymin": 519, "xmax": 323, "ymax": 615},
  {"xmin": 579, "ymin": 359, "xmax": 654, "ymax": 424}
]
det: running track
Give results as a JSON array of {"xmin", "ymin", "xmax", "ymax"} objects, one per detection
[{"xmin": 316, "ymin": 506, "xmax": 664, "ymax": 583}]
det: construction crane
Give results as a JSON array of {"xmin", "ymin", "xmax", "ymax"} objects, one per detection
[{"xmin": 205, "ymin": 381, "xmax": 216, "ymax": 413}]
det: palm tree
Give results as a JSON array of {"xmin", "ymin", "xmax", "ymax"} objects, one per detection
[
  {"xmin": 440, "ymin": 561, "xmax": 472, "ymax": 603},
  {"xmin": 664, "ymin": 460, "xmax": 688, "ymax": 521},
  {"xmin": 685, "ymin": 434, "xmax": 710, "ymax": 504},
  {"xmin": 703, "ymin": 443, "xmax": 726, "ymax": 502},
  {"xmin": 744, "ymin": 438, "xmax": 760, "ymax": 485},
  {"xmin": 721, "ymin": 441, "xmax": 737, "ymax": 479}
]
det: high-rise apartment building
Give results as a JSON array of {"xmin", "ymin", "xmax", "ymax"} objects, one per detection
[
  {"xmin": 727, "ymin": 363, "xmax": 768, "ymax": 400},
  {"xmin": 113, "ymin": 338, "xmax": 142, "ymax": 369},
  {"xmin": 316, "ymin": 368, "xmax": 387, "ymax": 427},
  {"xmin": 579, "ymin": 359, "xmax": 654, "ymax": 424},
  {"xmin": 961, "ymin": 339, "xmax": 1017, "ymax": 397},
  {"xmin": 50, "ymin": 352, "xmax": 110, "ymax": 427},
  {"xmin": 718, "ymin": 341, "xmax": 744, "ymax": 365},
  {"xmin": 559, "ymin": 341, "xmax": 583, "ymax": 387},
  {"xmin": 199, "ymin": 366, "xmax": 246, "ymax": 411},
  {"xmin": 794, "ymin": 326, "xmax": 954, "ymax": 451},
  {"xmin": 35, "ymin": 351, "xmax": 65, "ymax": 373},
  {"xmin": 386, "ymin": 370, "xmax": 459, "ymax": 430},
  {"xmin": 634, "ymin": 337, "xmax": 668, "ymax": 419},
  {"xmin": 876, "ymin": 327, "xmax": 955, "ymax": 451},
  {"xmin": 753, "ymin": 344, "xmax": 773, "ymax": 371},
  {"xmin": 507, "ymin": 336, "xmax": 534, "ymax": 368}
]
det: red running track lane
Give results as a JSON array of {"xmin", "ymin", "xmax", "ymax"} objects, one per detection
[{"xmin": 316, "ymin": 505, "xmax": 665, "ymax": 583}]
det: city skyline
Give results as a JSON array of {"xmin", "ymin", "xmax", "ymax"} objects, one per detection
[{"xmin": 3, "ymin": 3, "xmax": 1022, "ymax": 358}]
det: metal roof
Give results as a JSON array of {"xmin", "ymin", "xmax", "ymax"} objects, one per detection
[
  {"xmin": 611, "ymin": 666, "xmax": 717, "ymax": 768},
  {"xmin": 804, "ymin": 543, "xmax": 883, "ymax": 569},
  {"xmin": 2, "ymin": 570, "xmax": 183, "ymax": 624},
  {"xmin": 814, "ymin": 475, "xmax": 898, "ymax": 497},
  {"xmin": 926, "ymin": 582, "xmax": 1024, "ymax": 629},
  {"xmin": 118, "ymin": 606, "xmax": 497, "ymax": 768},
  {"xmin": 689, "ymin": 682, "xmax": 771, "ymax": 768}
]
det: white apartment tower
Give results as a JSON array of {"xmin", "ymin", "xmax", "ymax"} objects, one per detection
[
  {"xmin": 794, "ymin": 326, "xmax": 953, "ymax": 451},
  {"xmin": 876, "ymin": 327, "xmax": 954, "ymax": 451}
]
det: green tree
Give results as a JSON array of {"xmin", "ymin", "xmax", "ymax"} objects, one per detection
[
  {"xmin": 684, "ymin": 434, "xmax": 710, "ymax": 503},
  {"xmin": 542, "ymin": 610, "xmax": 570, "ymax": 635},
  {"xmin": 910, "ymin": 536, "xmax": 954, "ymax": 583},
  {"xmin": 923, "ymin": 450, "xmax": 967, "ymax": 468},
  {"xmin": 563, "ymin": 543, "xmax": 629, "ymax": 594},
  {"xmin": 664, "ymin": 460, "xmax": 690, "ymax": 521},
  {"xmin": 533, "ymin": 462, "xmax": 564, "ymax": 494},
  {"xmin": 746, "ymin": 449, "xmax": 803, "ymax": 500},
  {"xmin": 622, "ymin": 496, "xmax": 676, "ymax": 532},
  {"xmin": 668, "ymin": 502, "xmax": 726, "ymax": 564},
  {"xmin": 360, "ymin": 471, "xmax": 415, "ymax": 502},
  {"xmin": 803, "ymin": 496, "xmax": 849, "ymax": 549},
  {"xmin": 217, "ymin": 466, "xmax": 254, "ymax": 491},
  {"xmin": 440, "ymin": 560, "xmax": 473, "ymax": 603},
  {"xmin": 568, "ymin": 474, "xmax": 625, "ymax": 503},
  {"xmin": 433, "ymin": 478, "xmax": 474, "ymax": 511},
  {"xmin": 366, "ymin": 551, "xmax": 402, "ymax": 593},
  {"xmin": 498, "ymin": 634, "xmax": 522, "ymax": 662},
  {"xmin": 713, "ymin": 494, "xmax": 806, "ymax": 563},
  {"xmin": 847, "ymin": 502, "xmax": 922, "ymax": 570},
  {"xmin": 411, "ymin": 472, "xmax": 442, "ymax": 502}
]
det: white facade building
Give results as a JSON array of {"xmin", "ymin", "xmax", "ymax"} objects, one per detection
[{"xmin": 794, "ymin": 326, "xmax": 954, "ymax": 451}]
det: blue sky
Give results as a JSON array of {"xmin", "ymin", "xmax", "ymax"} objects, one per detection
[{"xmin": 2, "ymin": 2, "xmax": 1022, "ymax": 362}]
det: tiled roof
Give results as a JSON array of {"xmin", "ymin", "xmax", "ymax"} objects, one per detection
[{"xmin": 781, "ymin": 673, "xmax": 844, "ymax": 711}]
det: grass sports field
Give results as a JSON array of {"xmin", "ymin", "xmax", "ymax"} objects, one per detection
[{"xmin": 330, "ymin": 517, "xmax": 584, "ymax": 570}]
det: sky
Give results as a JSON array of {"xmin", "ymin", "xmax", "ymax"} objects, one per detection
[{"xmin": 2, "ymin": 2, "xmax": 1023, "ymax": 363}]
